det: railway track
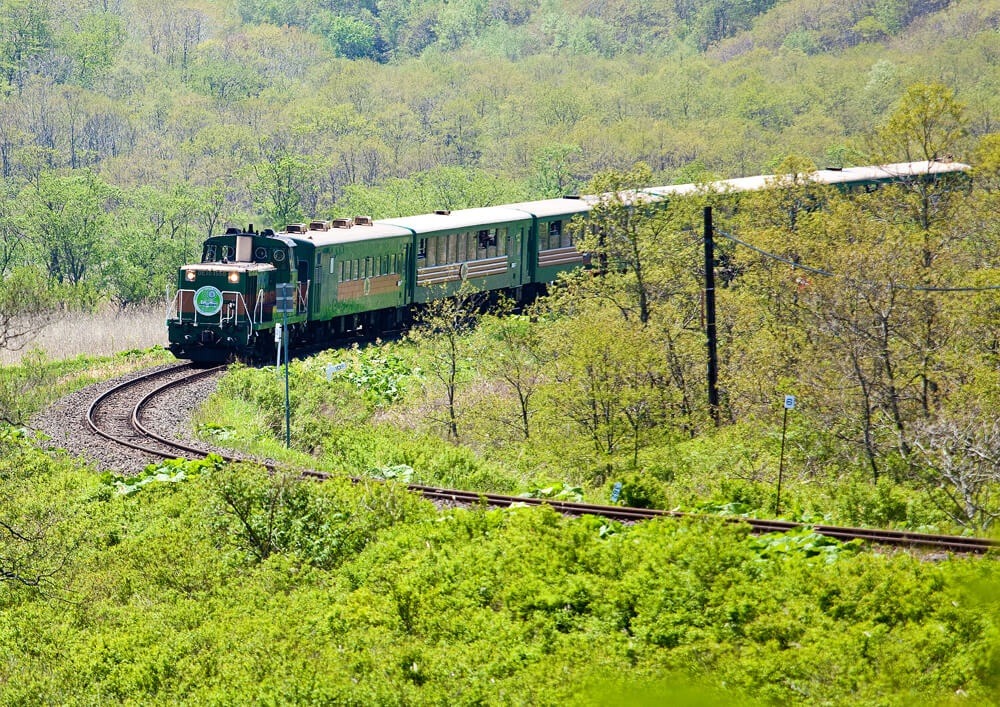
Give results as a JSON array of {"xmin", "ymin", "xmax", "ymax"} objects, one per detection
[
  {"xmin": 81, "ymin": 364, "xmax": 999, "ymax": 556},
  {"xmin": 85, "ymin": 363, "xmax": 230, "ymax": 463}
]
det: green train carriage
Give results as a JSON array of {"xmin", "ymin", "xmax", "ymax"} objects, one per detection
[{"xmin": 166, "ymin": 159, "xmax": 971, "ymax": 363}]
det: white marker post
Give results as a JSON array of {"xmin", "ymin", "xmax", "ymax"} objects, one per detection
[{"xmin": 776, "ymin": 394, "xmax": 796, "ymax": 515}]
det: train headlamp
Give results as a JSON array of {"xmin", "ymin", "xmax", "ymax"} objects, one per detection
[
  {"xmin": 228, "ymin": 272, "xmax": 240, "ymax": 284},
  {"xmin": 185, "ymin": 269, "xmax": 196, "ymax": 282}
]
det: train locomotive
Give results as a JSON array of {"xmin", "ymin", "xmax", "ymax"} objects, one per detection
[{"xmin": 166, "ymin": 160, "xmax": 969, "ymax": 363}]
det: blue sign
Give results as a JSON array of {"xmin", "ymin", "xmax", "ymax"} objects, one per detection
[{"xmin": 610, "ymin": 482, "xmax": 623, "ymax": 503}]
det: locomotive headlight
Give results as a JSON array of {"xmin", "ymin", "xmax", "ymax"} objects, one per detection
[
  {"xmin": 228, "ymin": 272, "xmax": 240, "ymax": 284},
  {"xmin": 185, "ymin": 269, "xmax": 196, "ymax": 282}
]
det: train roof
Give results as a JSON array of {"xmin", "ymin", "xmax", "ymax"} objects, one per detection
[
  {"xmin": 268, "ymin": 160, "xmax": 971, "ymax": 247},
  {"xmin": 277, "ymin": 221, "xmax": 413, "ymax": 248},
  {"xmin": 645, "ymin": 160, "xmax": 970, "ymax": 197},
  {"xmin": 505, "ymin": 197, "xmax": 594, "ymax": 219},
  {"xmin": 380, "ymin": 205, "xmax": 533, "ymax": 235}
]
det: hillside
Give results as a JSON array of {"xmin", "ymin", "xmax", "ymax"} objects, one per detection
[{"xmin": 2, "ymin": 1, "xmax": 1000, "ymax": 701}]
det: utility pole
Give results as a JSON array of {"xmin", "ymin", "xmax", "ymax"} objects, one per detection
[{"xmin": 704, "ymin": 206, "xmax": 720, "ymax": 425}]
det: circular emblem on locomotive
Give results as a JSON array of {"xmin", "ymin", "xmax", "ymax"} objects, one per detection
[{"xmin": 193, "ymin": 285, "xmax": 223, "ymax": 316}]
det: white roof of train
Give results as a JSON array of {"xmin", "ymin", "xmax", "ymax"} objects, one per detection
[
  {"xmin": 280, "ymin": 160, "xmax": 970, "ymax": 246},
  {"xmin": 381, "ymin": 206, "xmax": 533, "ymax": 235},
  {"xmin": 280, "ymin": 221, "xmax": 412, "ymax": 247},
  {"xmin": 645, "ymin": 160, "xmax": 970, "ymax": 197}
]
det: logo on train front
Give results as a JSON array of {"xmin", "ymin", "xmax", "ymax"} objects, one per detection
[{"xmin": 193, "ymin": 285, "xmax": 223, "ymax": 316}]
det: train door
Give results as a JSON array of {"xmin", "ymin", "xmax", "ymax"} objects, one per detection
[{"xmin": 509, "ymin": 225, "xmax": 524, "ymax": 286}]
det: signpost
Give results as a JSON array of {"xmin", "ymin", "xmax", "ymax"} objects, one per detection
[
  {"xmin": 276, "ymin": 283, "xmax": 295, "ymax": 449},
  {"xmin": 776, "ymin": 394, "xmax": 796, "ymax": 515}
]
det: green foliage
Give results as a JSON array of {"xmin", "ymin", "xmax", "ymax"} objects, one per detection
[
  {"xmin": 1, "ymin": 437, "xmax": 1000, "ymax": 703},
  {"xmin": 341, "ymin": 345, "xmax": 413, "ymax": 407},
  {"xmin": 0, "ymin": 424, "xmax": 91, "ymax": 589},
  {"xmin": 522, "ymin": 481, "xmax": 584, "ymax": 502},
  {"xmin": 101, "ymin": 454, "xmax": 227, "ymax": 496},
  {"xmin": 335, "ymin": 166, "xmax": 532, "ymax": 218},
  {"xmin": 749, "ymin": 528, "xmax": 862, "ymax": 563},
  {"xmin": 614, "ymin": 472, "xmax": 668, "ymax": 509},
  {"xmin": 205, "ymin": 462, "xmax": 432, "ymax": 568}
]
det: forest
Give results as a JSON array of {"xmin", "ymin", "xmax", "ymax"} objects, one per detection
[{"xmin": 2, "ymin": 0, "xmax": 1000, "ymax": 703}]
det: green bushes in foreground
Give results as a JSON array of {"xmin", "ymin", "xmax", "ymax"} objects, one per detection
[{"xmin": 2, "ymin": 428, "xmax": 999, "ymax": 704}]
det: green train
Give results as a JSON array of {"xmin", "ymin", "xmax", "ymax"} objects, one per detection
[{"xmin": 166, "ymin": 160, "xmax": 968, "ymax": 363}]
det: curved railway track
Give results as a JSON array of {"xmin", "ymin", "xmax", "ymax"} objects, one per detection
[{"xmin": 83, "ymin": 364, "xmax": 999, "ymax": 556}]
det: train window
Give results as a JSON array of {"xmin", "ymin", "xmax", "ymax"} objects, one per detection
[
  {"xmin": 497, "ymin": 228, "xmax": 507, "ymax": 256},
  {"xmin": 273, "ymin": 249, "xmax": 285, "ymax": 262},
  {"xmin": 254, "ymin": 246, "xmax": 268, "ymax": 262},
  {"xmin": 418, "ymin": 239, "xmax": 427, "ymax": 259},
  {"xmin": 561, "ymin": 223, "xmax": 573, "ymax": 248},
  {"xmin": 203, "ymin": 244, "xmax": 217, "ymax": 262},
  {"xmin": 221, "ymin": 245, "xmax": 233, "ymax": 262},
  {"xmin": 548, "ymin": 221, "xmax": 562, "ymax": 250},
  {"xmin": 316, "ymin": 253, "xmax": 323, "ymax": 267}
]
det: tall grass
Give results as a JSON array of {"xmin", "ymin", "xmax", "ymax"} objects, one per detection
[{"xmin": 0, "ymin": 303, "xmax": 168, "ymax": 365}]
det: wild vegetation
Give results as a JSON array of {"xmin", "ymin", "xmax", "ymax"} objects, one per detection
[
  {"xmin": 2, "ymin": 431, "xmax": 999, "ymax": 704},
  {"xmin": 3, "ymin": 0, "xmax": 1000, "ymax": 701}
]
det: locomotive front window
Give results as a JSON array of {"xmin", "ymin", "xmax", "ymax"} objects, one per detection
[
  {"xmin": 221, "ymin": 245, "xmax": 233, "ymax": 262},
  {"xmin": 203, "ymin": 244, "xmax": 217, "ymax": 262},
  {"xmin": 254, "ymin": 246, "xmax": 268, "ymax": 262},
  {"xmin": 418, "ymin": 239, "xmax": 427, "ymax": 259}
]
